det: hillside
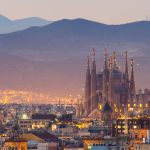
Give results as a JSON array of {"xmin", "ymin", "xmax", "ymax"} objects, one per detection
[
  {"xmin": 0, "ymin": 19, "xmax": 149, "ymax": 96},
  {"xmin": 0, "ymin": 15, "xmax": 51, "ymax": 34}
]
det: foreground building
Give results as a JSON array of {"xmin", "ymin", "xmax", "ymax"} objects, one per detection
[
  {"xmin": 1, "ymin": 139, "xmax": 27, "ymax": 150},
  {"xmin": 133, "ymin": 144, "xmax": 150, "ymax": 150}
]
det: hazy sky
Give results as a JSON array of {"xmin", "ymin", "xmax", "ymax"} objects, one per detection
[{"xmin": 0, "ymin": 0, "xmax": 150, "ymax": 24}]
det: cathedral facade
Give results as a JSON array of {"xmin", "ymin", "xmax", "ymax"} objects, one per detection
[{"xmin": 84, "ymin": 49, "xmax": 149, "ymax": 119}]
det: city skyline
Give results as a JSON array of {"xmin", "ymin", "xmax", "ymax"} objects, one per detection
[
  {"xmin": 0, "ymin": 1, "xmax": 149, "ymax": 150},
  {"xmin": 0, "ymin": 0, "xmax": 150, "ymax": 24}
]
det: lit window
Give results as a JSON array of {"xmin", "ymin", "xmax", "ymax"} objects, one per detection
[
  {"xmin": 115, "ymin": 108, "xmax": 118, "ymax": 112},
  {"xmin": 88, "ymin": 145, "xmax": 91, "ymax": 149},
  {"xmin": 99, "ymin": 104, "xmax": 102, "ymax": 110}
]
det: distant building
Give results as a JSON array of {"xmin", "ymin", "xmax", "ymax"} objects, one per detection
[
  {"xmin": 19, "ymin": 114, "xmax": 56, "ymax": 131},
  {"xmin": 83, "ymin": 139, "xmax": 129, "ymax": 150},
  {"xmin": 115, "ymin": 118, "xmax": 150, "ymax": 137},
  {"xmin": 88, "ymin": 144, "xmax": 129, "ymax": 150},
  {"xmin": 20, "ymin": 131, "xmax": 59, "ymax": 150}
]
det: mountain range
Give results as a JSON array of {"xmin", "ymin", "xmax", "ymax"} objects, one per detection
[
  {"xmin": 0, "ymin": 18, "xmax": 149, "ymax": 97},
  {"xmin": 0, "ymin": 15, "xmax": 51, "ymax": 34}
]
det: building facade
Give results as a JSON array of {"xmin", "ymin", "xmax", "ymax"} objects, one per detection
[{"xmin": 84, "ymin": 50, "xmax": 149, "ymax": 118}]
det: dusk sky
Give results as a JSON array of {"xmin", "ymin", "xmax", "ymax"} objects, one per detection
[{"xmin": 0, "ymin": 0, "xmax": 150, "ymax": 24}]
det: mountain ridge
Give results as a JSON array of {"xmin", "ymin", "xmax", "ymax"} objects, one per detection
[
  {"xmin": 0, "ymin": 15, "xmax": 52, "ymax": 34},
  {"xmin": 0, "ymin": 18, "xmax": 149, "ymax": 96}
]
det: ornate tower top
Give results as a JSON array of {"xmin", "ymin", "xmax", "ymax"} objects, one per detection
[
  {"xmin": 91, "ymin": 48, "xmax": 97, "ymax": 111},
  {"xmin": 113, "ymin": 51, "xmax": 117, "ymax": 68},
  {"xmin": 125, "ymin": 51, "xmax": 129, "ymax": 84},
  {"xmin": 109, "ymin": 56, "xmax": 113, "ymax": 69},
  {"xmin": 92, "ymin": 48, "xmax": 96, "ymax": 59},
  {"xmin": 131, "ymin": 58, "xmax": 134, "ymax": 81},
  {"xmin": 131, "ymin": 58, "xmax": 134, "ymax": 69},
  {"xmin": 103, "ymin": 48, "xmax": 109, "ymax": 70},
  {"xmin": 87, "ymin": 56, "xmax": 90, "ymax": 69},
  {"xmin": 130, "ymin": 58, "xmax": 136, "ymax": 103},
  {"xmin": 91, "ymin": 48, "xmax": 96, "ymax": 70},
  {"xmin": 130, "ymin": 58, "xmax": 135, "ymax": 85}
]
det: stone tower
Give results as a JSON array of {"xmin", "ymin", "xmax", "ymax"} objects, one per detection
[
  {"xmin": 90, "ymin": 49, "xmax": 97, "ymax": 111},
  {"xmin": 85, "ymin": 56, "xmax": 91, "ymax": 116},
  {"xmin": 102, "ymin": 49, "xmax": 109, "ymax": 103},
  {"xmin": 130, "ymin": 58, "xmax": 136, "ymax": 107},
  {"xmin": 124, "ymin": 51, "xmax": 130, "ymax": 106}
]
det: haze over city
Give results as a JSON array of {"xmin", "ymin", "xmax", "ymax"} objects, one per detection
[{"xmin": 0, "ymin": 0, "xmax": 149, "ymax": 98}]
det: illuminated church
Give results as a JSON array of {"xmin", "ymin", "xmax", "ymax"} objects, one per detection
[{"xmin": 84, "ymin": 49, "xmax": 149, "ymax": 119}]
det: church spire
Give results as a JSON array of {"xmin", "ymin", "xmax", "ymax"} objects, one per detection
[
  {"xmin": 125, "ymin": 51, "xmax": 129, "ymax": 79},
  {"xmin": 113, "ymin": 51, "xmax": 117, "ymax": 68},
  {"xmin": 109, "ymin": 56, "xmax": 113, "ymax": 69},
  {"xmin": 85, "ymin": 56, "xmax": 91, "ymax": 116},
  {"xmin": 92, "ymin": 48, "xmax": 96, "ymax": 69},
  {"xmin": 130, "ymin": 58, "xmax": 136, "ymax": 106},
  {"xmin": 102, "ymin": 49, "xmax": 110, "ymax": 103},
  {"xmin": 108, "ymin": 56, "xmax": 113, "ymax": 106},
  {"xmin": 104, "ymin": 48, "xmax": 108, "ymax": 70},
  {"xmin": 87, "ymin": 56, "xmax": 90, "ymax": 70},
  {"xmin": 124, "ymin": 51, "xmax": 130, "ymax": 106},
  {"xmin": 130, "ymin": 59, "xmax": 135, "ymax": 89},
  {"xmin": 91, "ymin": 48, "xmax": 97, "ymax": 111}
]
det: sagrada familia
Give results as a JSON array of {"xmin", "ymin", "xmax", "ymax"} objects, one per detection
[{"xmin": 83, "ymin": 49, "xmax": 149, "ymax": 119}]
